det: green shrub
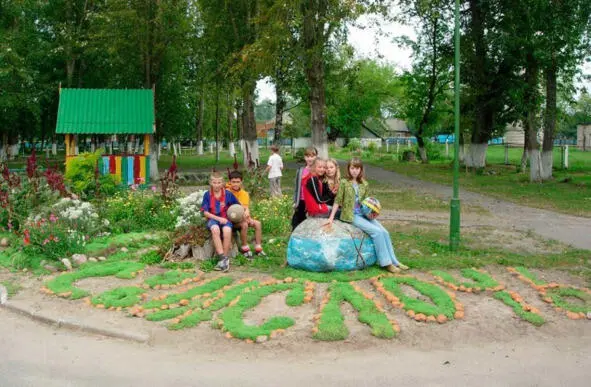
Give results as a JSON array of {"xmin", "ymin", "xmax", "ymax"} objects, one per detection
[
  {"xmin": 294, "ymin": 149, "xmax": 305, "ymax": 163},
  {"xmin": 416, "ymin": 142, "xmax": 442, "ymax": 161},
  {"xmin": 64, "ymin": 150, "xmax": 104, "ymax": 197},
  {"xmin": 367, "ymin": 142, "xmax": 379, "ymax": 153},
  {"xmin": 347, "ymin": 138, "xmax": 362, "ymax": 152},
  {"xmin": 99, "ymin": 189, "xmax": 179, "ymax": 233}
]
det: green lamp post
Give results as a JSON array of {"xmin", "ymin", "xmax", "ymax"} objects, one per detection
[{"xmin": 450, "ymin": 0, "xmax": 461, "ymax": 251}]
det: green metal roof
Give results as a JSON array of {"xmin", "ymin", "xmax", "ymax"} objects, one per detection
[{"xmin": 56, "ymin": 89, "xmax": 155, "ymax": 134}]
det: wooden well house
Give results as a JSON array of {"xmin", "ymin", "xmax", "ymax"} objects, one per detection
[{"xmin": 56, "ymin": 88, "xmax": 155, "ymax": 185}]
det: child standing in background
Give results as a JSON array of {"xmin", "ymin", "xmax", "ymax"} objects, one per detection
[
  {"xmin": 291, "ymin": 146, "xmax": 317, "ymax": 230},
  {"xmin": 265, "ymin": 144, "xmax": 283, "ymax": 198}
]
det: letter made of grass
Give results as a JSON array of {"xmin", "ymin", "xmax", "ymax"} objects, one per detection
[
  {"xmin": 313, "ymin": 282, "xmax": 396, "ymax": 341},
  {"xmin": 507, "ymin": 267, "xmax": 548, "ymax": 290},
  {"xmin": 90, "ymin": 286, "xmax": 145, "ymax": 310},
  {"xmin": 493, "ymin": 291, "xmax": 545, "ymax": 326},
  {"xmin": 167, "ymin": 280, "xmax": 260, "ymax": 330},
  {"xmin": 216, "ymin": 281, "xmax": 306, "ymax": 341},
  {"xmin": 431, "ymin": 269, "xmax": 504, "ymax": 293},
  {"xmin": 143, "ymin": 270, "xmax": 199, "ymax": 289},
  {"xmin": 141, "ymin": 277, "xmax": 234, "ymax": 322},
  {"xmin": 374, "ymin": 276, "xmax": 459, "ymax": 322},
  {"xmin": 545, "ymin": 287, "xmax": 590, "ymax": 320},
  {"xmin": 41, "ymin": 261, "xmax": 145, "ymax": 300}
]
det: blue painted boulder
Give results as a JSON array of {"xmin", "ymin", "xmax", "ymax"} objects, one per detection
[{"xmin": 287, "ymin": 218, "xmax": 377, "ymax": 272}]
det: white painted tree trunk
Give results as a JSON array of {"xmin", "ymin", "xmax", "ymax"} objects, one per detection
[
  {"xmin": 229, "ymin": 142, "xmax": 235, "ymax": 157},
  {"xmin": 209, "ymin": 143, "xmax": 214, "ymax": 154},
  {"xmin": 459, "ymin": 144, "xmax": 465, "ymax": 163},
  {"xmin": 242, "ymin": 139, "xmax": 260, "ymax": 167},
  {"xmin": 316, "ymin": 142, "xmax": 328, "ymax": 159},
  {"xmin": 529, "ymin": 149, "xmax": 543, "ymax": 182},
  {"xmin": 74, "ymin": 144, "xmax": 79, "ymax": 156},
  {"xmin": 0, "ymin": 146, "xmax": 7, "ymax": 162},
  {"xmin": 540, "ymin": 150, "xmax": 553, "ymax": 180},
  {"xmin": 418, "ymin": 147, "xmax": 428, "ymax": 163},
  {"xmin": 127, "ymin": 142, "xmax": 133, "ymax": 154},
  {"xmin": 149, "ymin": 135, "xmax": 159, "ymax": 181},
  {"xmin": 218, "ymin": 142, "xmax": 223, "ymax": 152},
  {"xmin": 157, "ymin": 143, "xmax": 161, "ymax": 159},
  {"xmin": 464, "ymin": 143, "xmax": 487, "ymax": 168},
  {"xmin": 197, "ymin": 140, "xmax": 203, "ymax": 155},
  {"xmin": 109, "ymin": 142, "xmax": 113, "ymax": 154},
  {"xmin": 91, "ymin": 143, "xmax": 95, "ymax": 152},
  {"xmin": 173, "ymin": 142, "xmax": 178, "ymax": 157},
  {"xmin": 9, "ymin": 144, "xmax": 19, "ymax": 159},
  {"xmin": 52, "ymin": 143, "xmax": 57, "ymax": 156}
]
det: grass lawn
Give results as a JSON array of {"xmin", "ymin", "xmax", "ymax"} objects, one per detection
[{"xmin": 332, "ymin": 145, "xmax": 591, "ymax": 217}]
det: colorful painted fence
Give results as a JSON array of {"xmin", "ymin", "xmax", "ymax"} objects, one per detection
[{"xmin": 99, "ymin": 155, "xmax": 150, "ymax": 185}]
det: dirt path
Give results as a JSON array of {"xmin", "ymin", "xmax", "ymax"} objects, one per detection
[
  {"xmin": 361, "ymin": 164, "xmax": 591, "ymax": 250},
  {"xmin": 2, "ymin": 309, "xmax": 590, "ymax": 387}
]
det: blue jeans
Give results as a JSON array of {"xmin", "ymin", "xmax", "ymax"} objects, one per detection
[{"xmin": 353, "ymin": 214, "xmax": 400, "ymax": 266}]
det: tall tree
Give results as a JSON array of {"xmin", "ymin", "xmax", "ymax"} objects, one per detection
[{"xmin": 397, "ymin": 0, "xmax": 453, "ymax": 163}]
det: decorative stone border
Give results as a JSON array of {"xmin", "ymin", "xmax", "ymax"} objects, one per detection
[{"xmin": 508, "ymin": 267, "xmax": 591, "ymax": 320}]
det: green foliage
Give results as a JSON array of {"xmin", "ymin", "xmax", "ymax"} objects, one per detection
[
  {"xmin": 513, "ymin": 267, "xmax": 547, "ymax": 286},
  {"xmin": 314, "ymin": 282, "xmax": 395, "ymax": 341},
  {"xmin": 217, "ymin": 282, "xmax": 304, "ymax": 340},
  {"xmin": 99, "ymin": 190, "xmax": 179, "ymax": 233},
  {"xmin": 250, "ymin": 195, "xmax": 293, "ymax": 236},
  {"xmin": 139, "ymin": 250, "xmax": 163, "ymax": 265},
  {"xmin": 379, "ymin": 276, "xmax": 456, "ymax": 319},
  {"xmin": 147, "ymin": 307, "xmax": 190, "ymax": 322},
  {"xmin": 91, "ymin": 286, "xmax": 144, "ymax": 308},
  {"xmin": 546, "ymin": 287, "xmax": 591, "ymax": 314},
  {"xmin": 142, "ymin": 277, "xmax": 233, "ymax": 309},
  {"xmin": 347, "ymin": 138, "xmax": 362, "ymax": 152},
  {"xmin": 274, "ymin": 267, "xmax": 385, "ymax": 282},
  {"xmin": 64, "ymin": 151, "xmax": 103, "ymax": 197},
  {"xmin": 44, "ymin": 261, "xmax": 145, "ymax": 299},
  {"xmin": 493, "ymin": 291, "xmax": 546, "ymax": 326},
  {"xmin": 143, "ymin": 270, "xmax": 196, "ymax": 289},
  {"xmin": 431, "ymin": 268, "xmax": 500, "ymax": 291}
]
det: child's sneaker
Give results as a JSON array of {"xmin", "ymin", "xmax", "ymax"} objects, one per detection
[
  {"xmin": 214, "ymin": 256, "xmax": 230, "ymax": 272},
  {"xmin": 240, "ymin": 246, "xmax": 254, "ymax": 259}
]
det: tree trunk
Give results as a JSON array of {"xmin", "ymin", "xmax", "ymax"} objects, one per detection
[
  {"xmin": 465, "ymin": 143, "xmax": 488, "ymax": 168},
  {"xmin": 274, "ymin": 81, "xmax": 285, "ymax": 144},
  {"xmin": 520, "ymin": 127, "xmax": 529, "ymax": 172},
  {"xmin": 541, "ymin": 60, "xmax": 557, "ymax": 181},
  {"xmin": 466, "ymin": 0, "xmax": 491, "ymax": 168},
  {"xmin": 241, "ymin": 82, "xmax": 259, "ymax": 167},
  {"xmin": 523, "ymin": 56, "xmax": 542, "ymax": 181},
  {"xmin": 227, "ymin": 91, "xmax": 233, "ymax": 143},
  {"xmin": 149, "ymin": 135, "xmax": 159, "ymax": 181},
  {"xmin": 302, "ymin": 0, "xmax": 328, "ymax": 158},
  {"xmin": 416, "ymin": 136, "xmax": 428, "ymax": 163},
  {"xmin": 196, "ymin": 89, "xmax": 204, "ymax": 150}
]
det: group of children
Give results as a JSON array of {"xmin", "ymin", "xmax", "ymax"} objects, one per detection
[
  {"xmin": 201, "ymin": 145, "xmax": 407, "ymax": 273},
  {"xmin": 291, "ymin": 147, "xmax": 408, "ymax": 273}
]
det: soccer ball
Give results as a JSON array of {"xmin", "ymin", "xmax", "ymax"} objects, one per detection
[
  {"xmin": 361, "ymin": 197, "xmax": 381, "ymax": 220},
  {"xmin": 227, "ymin": 204, "xmax": 245, "ymax": 223}
]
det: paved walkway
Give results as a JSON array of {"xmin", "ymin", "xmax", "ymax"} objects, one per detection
[{"xmin": 360, "ymin": 163, "xmax": 591, "ymax": 250}]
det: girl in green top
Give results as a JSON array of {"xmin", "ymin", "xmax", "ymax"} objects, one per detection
[{"xmin": 326, "ymin": 158, "xmax": 408, "ymax": 273}]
